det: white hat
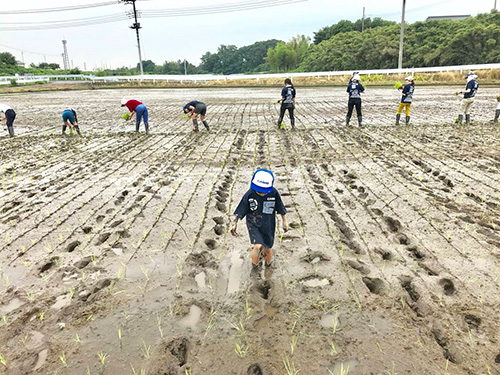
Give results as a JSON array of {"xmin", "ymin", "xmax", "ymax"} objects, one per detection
[
  {"xmin": 121, "ymin": 98, "xmax": 128, "ymax": 106},
  {"xmin": 250, "ymin": 169, "xmax": 274, "ymax": 194},
  {"xmin": 405, "ymin": 75, "xmax": 414, "ymax": 81},
  {"xmin": 352, "ymin": 74, "xmax": 361, "ymax": 81}
]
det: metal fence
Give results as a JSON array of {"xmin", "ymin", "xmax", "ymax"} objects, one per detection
[{"xmin": 1, "ymin": 63, "xmax": 499, "ymax": 85}]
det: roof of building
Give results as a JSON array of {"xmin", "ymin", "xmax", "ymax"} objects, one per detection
[{"xmin": 426, "ymin": 15, "xmax": 471, "ymax": 21}]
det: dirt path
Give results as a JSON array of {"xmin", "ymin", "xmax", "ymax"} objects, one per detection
[{"xmin": 0, "ymin": 87, "xmax": 500, "ymax": 375}]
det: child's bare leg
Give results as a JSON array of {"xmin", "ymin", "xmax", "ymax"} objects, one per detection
[
  {"xmin": 263, "ymin": 247, "xmax": 272, "ymax": 265},
  {"xmin": 251, "ymin": 244, "xmax": 263, "ymax": 266}
]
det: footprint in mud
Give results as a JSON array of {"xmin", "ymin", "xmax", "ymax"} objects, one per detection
[
  {"xmin": 39, "ymin": 257, "xmax": 59, "ymax": 274},
  {"xmin": 396, "ymin": 234, "xmax": 410, "ymax": 245},
  {"xmin": 66, "ymin": 240, "xmax": 81, "ymax": 253},
  {"xmin": 418, "ymin": 262, "xmax": 439, "ymax": 276},
  {"xmin": 215, "ymin": 195, "xmax": 226, "ymax": 203},
  {"xmin": 301, "ymin": 250, "xmax": 331, "ymax": 264},
  {"xmin": 383, "ymin": 216, "xmax": 402, "ymax": 232},
  {"xmin": 362, "ymin": 277, "xmax": 384, "ymax": 295},
  {"xmin": 96, "ymin": 215, "xmax": 105, "ymax": 224},
  {"xmin": 247, "ymin": 364, "xmax": 263, "ymax": 375},
  {"xmin": 147, "ymin": 336, "xmax": 190, "ymax": 375},
  {"xmin": 74, "ymin": 257, "xmax": 91, "ymax": 269},
  {"xmin": 407, "ymin": 246, "xmax": 425, "ymax": 259},
  {"xmin": 439, "ymin": 278, "xmax": 456, "ymax": 296},
  {"xmin": 213, "ymin": 225, "xmax": 224, "ymax": 236},
  {"xmin": 204, "ymin": 239, "xmax": 218, "ymax": 250},
  {"xmin": 400, "ymin": 276, "xmax": 420, "ymax": 302},
  {"xmin": 431, "ymin": 327, "xmax": 460, "ymax": 364},
  {"xmin": 82, "ymin": 226, "xmax": 92, "ymax": 234},
  {"xmin": 464, "ymin": 314, "xmax": 481, "ymax": 330},
  {"xmin": 374, "ymin": 247, "xmax": 393, "ymax": 260},
  {"xmin": 216, "ymin": 202, "xmax": 227, "ymax": 212},
  {"xmin": 114, "ymin": 196, "xmax": 125, "ymax": 205},
  {"xmin": 110, "ymin": 219, "xmax": 124, "ymax": 228},
  {"xmin": 216, "ymin": 189, "xmax": 228, "ymax": 198},
  {"xmin": 347, "ymin": 259, "xmax": 371, "ymax": 275},
  {"xmin": 135, "ymin": 194, "xmax": 146, "ymax": 202},
  {"xmin": 213, "ymin": 216, "xmax": 224, "ymax": 225},
  {"xmin": 255, "ymin": 280, "xmax": 271, "ymax": 300},
  {"xmin": 95, "ymin": 232, "xmax": 111, "ymax": 245},
  {"xmin": 495, "ymin": 354, "xmax": 500, "ymax": 364}
]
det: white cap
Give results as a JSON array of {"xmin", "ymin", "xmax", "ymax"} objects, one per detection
[
  {"xmin": 352, "ymin": 74, "xmax": 361, "ymax": 81},
  {"xmin": 251, "ymin": 169, "xmax": 274, "ymax": 194},
  {"xmin": 121, "ymin": 98, "xmax": 128, "ymax": 106},
  {"xmin": 405, "ymin": 75, "xmax": 414, "ymax": 81}
]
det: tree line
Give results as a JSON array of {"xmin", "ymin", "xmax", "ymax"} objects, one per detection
[{"xmin": 1, "ymin": 10, "xmax": 499, "ymax": 76}]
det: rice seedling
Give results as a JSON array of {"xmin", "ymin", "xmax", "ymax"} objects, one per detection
[
  {"xmin": 283, "ymin": 355, "xmax": 299, "ymax": 375},
  {"xmin": 234, "ymin": 343, "xmax": 248, "ymax": 358},
  {"xmin": 328, "ymin": 363, "xmax": 350, "ymax": 375},
  {"xmin": 204, "ymin": 309, "xmax": 217, "ymax": 337},
  {"xmin": 97, "ymin": 351, "xmax": 108, "ymax": 366},
  {"xmin": 75, "ymin": 333, "xmax": 81, "ymax": 343},
  {"xmin": 157, "ymin": 313, "xmax": 163, "ymax": 338},
  {"xmin": 131, "ymin": 365, "xmax": 146, "ymax": 375},
  {"xmin": 59, "ymin": 352, "xmax": 67, "ymax": 367},
  {"xmin": 0, "ymin": 354, "xmax": 6, "ymax": 366},
  {"xmin": 141, "ymin": 340, "xmax": 151, "ymax": 359},
  {"xmin": 290, "ymin": 334, "xmax": 299, "ymax": 355}
]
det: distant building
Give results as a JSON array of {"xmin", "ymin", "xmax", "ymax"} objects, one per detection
[
  {"xmin": 426, "ymin": 15, "xmax": 471, "ymax": 21},
  {"xmin": 16, "ymin": 60, "xmax": 25, "ymax": 68}
]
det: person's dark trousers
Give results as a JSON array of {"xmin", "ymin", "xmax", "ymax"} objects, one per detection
[
  {"xmin": 5, "ymin": 109, "xmax": 15, "ymax": 137},
  {"xmin": 495, "ymin": 109, "xmax": 500, "ymax": 123},
  {"xmin": 347, "ymin": 98, "xmax": 362, "ymax": 119},
  {"xmin": 278, "ymin": 103, "xmax": 295, "ymax": 128}
]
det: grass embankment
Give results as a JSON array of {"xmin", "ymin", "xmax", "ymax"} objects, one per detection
[{"xmin": 1, "ymin": 69, "xmax": 500, "ymax": 93}]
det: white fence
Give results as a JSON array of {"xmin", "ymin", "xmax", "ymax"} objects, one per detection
[{"xmin": 1, "ymin": 63, "xmax": 499, "ymax": 85}]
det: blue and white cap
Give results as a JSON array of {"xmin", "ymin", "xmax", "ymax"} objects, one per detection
[{"xmin": 250, "ymin": 169, "xmax": 274, "ymax": 194}]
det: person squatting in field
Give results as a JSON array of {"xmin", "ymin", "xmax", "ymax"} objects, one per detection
[
  {"xmin": 277, "ymin": 78, "xmax": 296, "ymax": 129},
  {"xmin": 231, "ymin": 169, "xmax": 288, "ymax": 269},
  {"xmin": 183, "ymin": 101, "xmax": 209, "ymax": 132},
  {"xmin": 456, "ymin": 72, "xmax": 479, "ymax": 125},
  {"xmin": 346, "ymin": 73, "xmax": 365, "ymax": 126},
  {"xmin": 121, "ymin": 98, "xmax": 149, "ymax": 132},
  {"xmin": 396, "ymin": 76, "xmax": 415, "ymax": 125},
  {"xmin": 62, "ymin": 108, "xmax": 81, "ymax": 136},
  {"xmin": 0, "ymin": 103, "xmax": 16, "ymax": 137}
]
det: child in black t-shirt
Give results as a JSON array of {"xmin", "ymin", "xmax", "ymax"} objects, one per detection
[{"xmin": 231, "ymin": 169, "xmax": 288, "ymax": 267}]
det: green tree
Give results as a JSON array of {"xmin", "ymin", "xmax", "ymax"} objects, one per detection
[{"xmin": 0, "ymin": 52, "xmax": 17, "ymax": 66}]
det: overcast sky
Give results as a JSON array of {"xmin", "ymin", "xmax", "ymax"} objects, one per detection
[{"xmin": 0, "ymin": 0, "xmax": 495, "ymax": 70}]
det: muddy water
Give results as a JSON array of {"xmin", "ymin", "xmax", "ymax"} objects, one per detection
[
  {"xmin": 227, "ymin": 252, "xmax": 243, "ymax": 294},
  {"xmin": 180, "ymin": 305, "xmax": 202, "ymax": 329}
]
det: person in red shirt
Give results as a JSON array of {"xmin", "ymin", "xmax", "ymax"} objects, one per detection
[{"xmin": 121, "ymin": 98, "xmax": 149, "ymax": 132}]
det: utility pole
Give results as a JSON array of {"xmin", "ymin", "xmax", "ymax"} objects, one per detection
[
  {"xmin": 123, "ymin": 0, "xmax": 144, "ymax": 76},
  {"xmin": 184, "ymin": 60, "xmax": 187, "ymax": 75},
  {"xmin": 495, "ymin": 0, "xmax": 497, "ymax": 10},
  {"xmin": 398, "ymin": 0, "xmax": 406, "ymax": 70},
  {"xmin": 362, "ymin": 7, "xmax": 366, "ymax": 32}
]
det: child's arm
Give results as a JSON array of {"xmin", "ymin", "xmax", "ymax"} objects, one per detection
[
  {"xmin": 281, "ymin": 214, "xmax": 288, "ymax": 232},
  {"xmin": 230, "ymin": 217, "xmax": 239, "ymax": 236}
]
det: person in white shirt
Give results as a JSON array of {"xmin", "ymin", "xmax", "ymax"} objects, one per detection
[{"xmin": 0, "ymin": 103, "xmax": 15, "ymax": 137}]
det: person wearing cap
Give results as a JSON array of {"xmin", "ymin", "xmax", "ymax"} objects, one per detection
[
  {"xmin": 121, "ymin": 98, "xmax": 149, "ymax": 132},
  {"xmin": 346, "ymin": 73, "xmax": 365, "ymax": 126},
  {"xmin": 349, "ymin": 71, "xmax": 359, "ymax": 84},
  {"xmin": 183, "ymin": 101, "xmax": 209, "ymax": 132},
  {"xmin": 277, "ymin": 78, "xmax": 296, "ymax": 129},
  {"xmin": 62, "ymin": 108, "xmax": 81, "ymax": 136},
  {"xmin": 231, "ymin": 169, "xmax": 288, "ymax": 269},
  {"xmin": 395, "ymin": 76, "xmax": 415, "ymax": 125},
  {"xmin": 0, "ymin": 103, "xmax": 16, "ymax": 137},
  {"xmin": 456, "ymin": 72, "xmax": 479, "ymax": 125}
]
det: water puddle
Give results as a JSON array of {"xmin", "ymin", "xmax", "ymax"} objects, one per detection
[
  {"xmin": 51, "ymin": 294, "xmax": 71, "ymax": 310},
  {"xmin": 320, "ymin": 312, "xmax": 341, "ymax": 330},
  {"xmin": 227, "ymin": 252, "xmax": 243, "ymax": 294},
  {"xmin": 195, "ymin": 272, "xmax": 206, "ymax": 289},
  {"xmin": 254, "ymin": 305, "xmax": 278, "ymax": 328},
  {"xmin": 301, "ymin": 277, "xmax": 330, "ymax": 288},
  {"xmin": 330, "ymin": 359, "xmax": 359, "ymax": 374},
  {"xmin": 0, "ymin": 297, "xmax": 24, "ymax": 314},
  {"xmin": 180, "ymin": 305, "xmax": 202, "ymax": 329}
]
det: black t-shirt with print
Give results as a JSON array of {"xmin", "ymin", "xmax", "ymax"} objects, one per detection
[{"xmin": 234, "ymin": 188, "xmax": 287, "ymax": 231}]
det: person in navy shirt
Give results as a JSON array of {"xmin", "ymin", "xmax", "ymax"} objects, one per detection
[
  {"xmin": 346, "ymin": 73, "xmax": 365, "ymax": 126},
  {"xmin": 0, "ymin": 103, "xmax": 15, "ymax": 137},
  {"xmin": 277, "ymin": 78, "xmax": 296, "ymax": 129},
  {"xmin": 231, "ymin": 169, "xmax": 288, "ymax": 268},
  {"xmin": 396, "ymin": 76, "xmax": 415, "ymax": 125},
  {"xmin": 183, "ymin": 101, "xmax": 209, "ymax": 132},
  {"xmin": 456, "ymin": 72, "xmax": 479, "ymax": 125},
  {"xmin": 62, "ymin": 108, "xmax": 81, "ymax": 136},
  {"xmin": 121, "ymin": 98, "xmax": 149, "ymax": 133}
]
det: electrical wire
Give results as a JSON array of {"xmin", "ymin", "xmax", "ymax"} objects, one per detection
[
  {"xmin": 0, "ymin": 43, "xmax": 60, "ymax": 57},
  {"xmin": 0, "ymin": 1, "xmax": 120, "ymax": 15},
  {"xmin": 367, "ymin": 0, "xmax": 455, "ymax": 18}
]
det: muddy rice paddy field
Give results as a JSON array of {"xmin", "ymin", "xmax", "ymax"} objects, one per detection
[{"xmin": 1, "ymin": 87, "xmax": 500, "ymax": 375}]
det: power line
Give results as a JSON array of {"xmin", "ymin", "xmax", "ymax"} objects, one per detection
[
  {"xmin": 0, "ymin": 15, "xmax": 129, "ymax": 31},
  {"xmin": 0, "ymin": 1, "xmax": 119, "ymax": 14},
  {"xmin": 0, "ymin": 43, "xmax": 60, "ymax": 57}
]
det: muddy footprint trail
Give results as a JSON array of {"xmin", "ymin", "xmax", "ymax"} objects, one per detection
[{"xmin": 0, "ymin": 87, "xmax": 500, "ymax": 375}]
